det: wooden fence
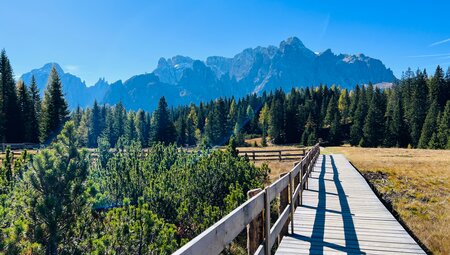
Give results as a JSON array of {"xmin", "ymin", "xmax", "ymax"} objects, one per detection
[
  {"xmin": 1, "ymin": 143, "xmax": 41, "ymax": 151},
  {"xmin": 238, "ymin": 148, "xmax": 307, "ymax": 161},
  {"xmin": 173, "ymin": 143, "xmax": 320, "ymax": 255}
]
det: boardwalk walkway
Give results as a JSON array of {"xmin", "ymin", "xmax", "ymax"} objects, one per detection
[{"xmin": 276, "ymin": 154, "xmax": 426, "ymax": 255}]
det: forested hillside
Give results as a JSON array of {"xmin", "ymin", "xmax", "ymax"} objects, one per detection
[{"xmin": 64, "ymin": 67, "xmax": 450, "ymax": 150}]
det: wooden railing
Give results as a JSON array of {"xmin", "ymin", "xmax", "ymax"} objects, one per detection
[
  {"xmin": 173, "ymin": 143, "xmax": 320, "ymax": 255},
  {"xmin": 238, "ymin": 148, "xmax": 307, "ymax": 161}
]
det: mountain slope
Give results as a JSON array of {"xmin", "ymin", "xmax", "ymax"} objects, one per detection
[
  {"xmin": 21, "ymin": 37, "xmax": 396, "ymax": 111},
  {"xmin": 21, "ymin": 63, "xmax": 108, "ymax": 108}
]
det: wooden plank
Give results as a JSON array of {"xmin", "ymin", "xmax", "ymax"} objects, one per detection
[
  {"xmin": 276, "ymin": 154, "xmax": 426, "ymax": 255},
  {"xmin": 267, "ymin": 173, "xmax": 290, "ymax": 202}
]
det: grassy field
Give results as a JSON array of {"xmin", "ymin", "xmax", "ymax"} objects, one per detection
[{"xmin": 323, "ymin": 146, "xmax": 450, "ymax": 255}]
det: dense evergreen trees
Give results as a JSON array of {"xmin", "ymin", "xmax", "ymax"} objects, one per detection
[
  {"xmin": 0, "ymin": 50, "xmax": 19, "ymax": 142},
  {"xmin": 28, "ymin": 121, "xmax": 89, "ymax": 254},
  {"xmin": 0, "ymin": 51, "xmax": 67, "ymax": 144},
  {"xmin": 57, "ymin": 66, "xmax": 449, "ymax": 150},
  {"xmin": 0, "ymin": 125, "xmax": 268, "ymax": 254}
]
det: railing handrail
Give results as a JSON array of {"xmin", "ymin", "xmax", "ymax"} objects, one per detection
[{"xmin": 173, "ymin": 143, "xmax": 320, "ymax": 255}]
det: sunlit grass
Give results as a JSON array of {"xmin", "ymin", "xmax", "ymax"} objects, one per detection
[{"xmin": 324, "ymin": 145, "xmax": 450, "ymax": 255}]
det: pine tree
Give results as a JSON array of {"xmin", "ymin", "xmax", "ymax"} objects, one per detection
[
  {"xmin": 27, "ymin": 121, "xmax": 89, "ymax": 255},
  {"xmin": 436, "ymin": 101, "xmax": 450, "ymax": 149},
  {"xmin": 268, "ymin": 90, "xmax": 286, "ymax": 144},
  {"xmin": 88, "ymin": 100, "xmax": 101, "ymax": 147},
  {"xmin": 113, "ymin": 102, "xmax": 126, "ymax": 145},
  {"xmin": 324, "ymin": 95, "xmax": 338, "ymax": 126},
  {"xmin": 76, "ymin": 109, "xmax": 90, "ymax": 147},
  {"xmin": 151, "ymin": 97, "xmax": 176, "ymax": 144},
  {"xmin": 135, "ymin": 109, "xmax": 149, "ymax": 147},
  {"xmin": 362, "ymin": 88, "xmax": 385, "ymax": 147},
  {"xmin": 328, "ymin": 113, "xmax": 341, "ymax": 145},
  {"xmin": 301, "ymin": 113, "xmax": 317, "ymax": 146},
  {"xmin": 427, "ymin": 111, "xmax": 441, "ymax": 149},
  {"xmin": 16, "ymin": 80, "xmax": 31, "ymax": 142},
  {"xmin": 175, "ymin": 114, "xmax": 187, "ymax": 146},
  {"xmin": 204, "ymin": 98, "xmax": 228, "ymax": 145},
  {"xmin": 407, "ymin": 70, "xmax": 428, "ymax": 147},
  {"xmin": 185, "ymin": 106, "xmax": 197, "ymax": 146},
  {"xmin": 429, "ymin": 66, "xmax": 446, "ymax": 109},
  {"xmin": 338, "ymin": 89, "xmax": 350, "ymax": 124},
  {"xmin": 28, "ymin": 75, "xmax": 41, "ymax": 143},
  {"xmin": 0, "ymin": 50, "xmax": 20, "ymax": 142},
  {"xmin": 418, "ymin": 101, "xmax": 439, "ymax": 148},
  {"xmin": 40, "ymin": 65, "xmax": 69, "ymax": 143},
  {"xmin": 350, "ymin": 86, "xmax": 367, "ymax": 145},
  {"xmin": 349, "ymin": 84, "xmax": 360, "ymax": 122},
  {"xmin": 259, "ymin": 103, "xmax": 269, "ymax": 147},
  {"xmin": 384, "ymin": 88, "xmax": 408, "ymax": 147},
  {"xmin": 125, "ymin": 111, "xmax": 137, "ymax": 142}
]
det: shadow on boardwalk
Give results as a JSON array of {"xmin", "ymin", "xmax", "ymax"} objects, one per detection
[{"xmin": 288, "ymin": 155, "xmax": 365, "ymax": 254}]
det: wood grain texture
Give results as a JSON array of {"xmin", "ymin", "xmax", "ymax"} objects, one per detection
[{"xmin": 276, "ymin": 154, "xmax": 426, "ymax": 255}]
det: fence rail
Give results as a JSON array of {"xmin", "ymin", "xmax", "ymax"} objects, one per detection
[
  {"xmin": 238, "ymin": 148, "xmax": 307, "ymax": 161},
  {"xmin": 1, "ymin": 143, "xmax": 42, "ymax": 151},
  {"xmin": 173, "ymin": 143, "xmax": 320, "ymax": 255}
]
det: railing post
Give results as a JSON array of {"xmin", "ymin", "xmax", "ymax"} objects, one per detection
[
  {"xmin": 294, "ymin": 168, "xmax": 300, "ymax": 207},
  {"xmin": 278, "ymin": 173, "xmax": 289, "ymax": 245},
  {"xmin": 264, "ymin": 189, "xmax": 271, "ymax": 255},
  {"xmin": 289, "ymin": 172, "xmax": 294, "ymax": 234},
  {"xmin": 247, "ymin": 188, "xmax": 263, "ymax": 255}
]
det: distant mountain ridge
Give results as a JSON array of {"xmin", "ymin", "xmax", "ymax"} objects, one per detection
[
  {"xmin": 21, "ymin": 63, "xmax": 109, "ymax": 108},
  {"xmin": 20, "ymin": 37, "xmax": 396, "ymax": 110}
]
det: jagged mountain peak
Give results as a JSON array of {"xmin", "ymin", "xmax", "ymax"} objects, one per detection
[
  {"xmin": 21, "ymin": 36, "xmax": 396, "ymax": 111},
  {"xmin": 280, "ymin": 36, "xmax": 306, "ymax": 48}
]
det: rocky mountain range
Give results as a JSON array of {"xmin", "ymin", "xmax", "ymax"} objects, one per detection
[{"xmin": 20, "ymin": 37, "xmax": 396, "ymax": 111}]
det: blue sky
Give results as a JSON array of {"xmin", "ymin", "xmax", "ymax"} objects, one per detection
[{"xmin": 1, "ymin": 0, "xmax": 449, "ymax": 85}]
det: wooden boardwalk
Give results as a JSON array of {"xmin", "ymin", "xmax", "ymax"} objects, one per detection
[{"xmin": 276, "ymin": 154, "xmax": 426, "ymax": 255}]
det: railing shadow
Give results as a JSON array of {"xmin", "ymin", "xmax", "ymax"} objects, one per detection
[
  {"xmin": 330, "ymin": 154, "xmax": 364, "ymax": 254},
  {"xmin": 288, "ymin": 155, "xmax": 365, "ymax": 254}
]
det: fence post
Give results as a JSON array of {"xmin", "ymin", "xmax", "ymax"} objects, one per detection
[
  {"xmin": 278, "ymin": 151, "xmax": 282, "ymax": 161},
  {"xmin": 278, "ymin": 173, "xmax": 289, "ymax": 245},
  {"xmin": 253, "ymin": 151, "xmax": 255, "ymax": 161},
  {"xmin": 247, "ymin": 188, "xmax": 263, "ymax": 255},
  {"xmin": 264, "ymin": 189, "xmax": 271, "ymax": 255}
]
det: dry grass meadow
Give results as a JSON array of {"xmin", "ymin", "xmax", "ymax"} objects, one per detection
[{"xmin": 323, "ymin": 145, "xmax": 450, "ymax": 255}]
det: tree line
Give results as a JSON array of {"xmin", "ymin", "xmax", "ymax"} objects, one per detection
[
  {"xmin": 71, "ymin": 67, "xmax": 449, "ymax": 150},
  {"xmin": 0, "ymin": 50, "xmax": 68, "ymax": 144},
  {"xmin": 1, "ymin": 49, "xmax": 449, "ymax": 149}
]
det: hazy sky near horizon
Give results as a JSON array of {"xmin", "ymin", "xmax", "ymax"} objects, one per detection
[{"xmin": 1, "ymin": 0, "xmax": 449, "ymax": 85}]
